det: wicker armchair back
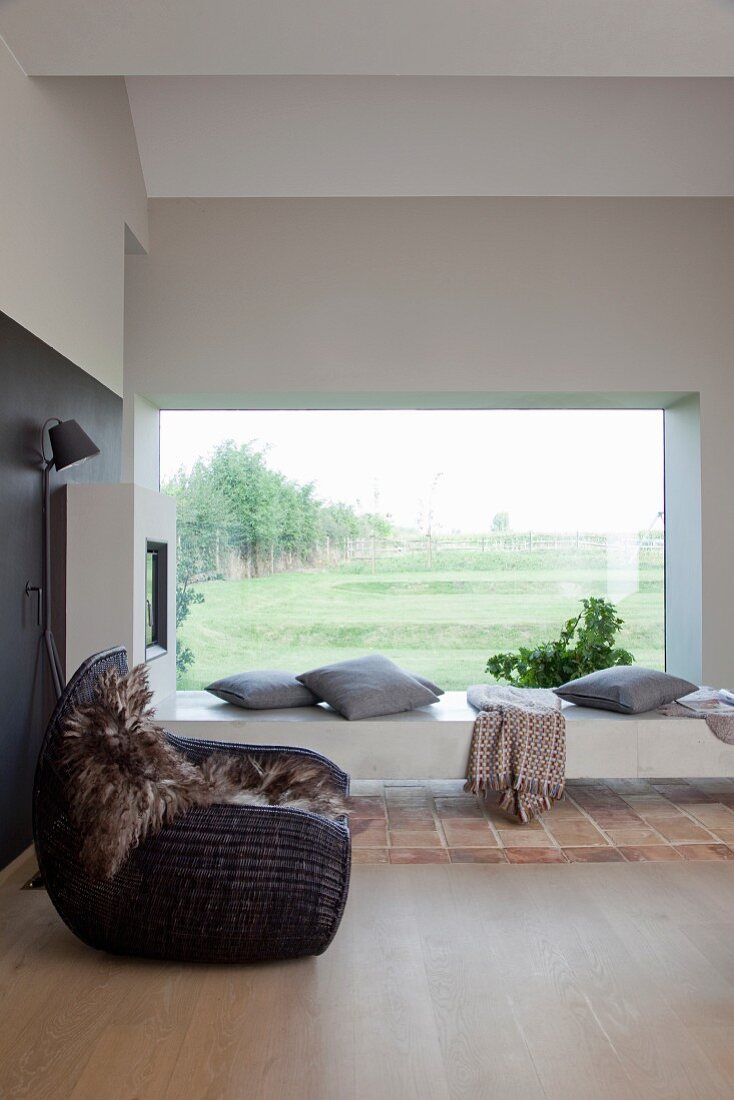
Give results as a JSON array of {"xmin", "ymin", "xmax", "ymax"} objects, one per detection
[{"xmin": 33, "ymin": 647, "xmax": 351, "ymax": 962}]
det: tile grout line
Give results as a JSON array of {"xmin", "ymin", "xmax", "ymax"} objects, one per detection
[
  {"xmin": 617, "ymin": 786, "xmax": 729, "ymax": 846},
  {"xmin": 431, "ymin": 795, "xmax": 451, "ymax": 850},
  {"xmin": 552, "ymin": 792, "xmax": 624, "ymax": 851},
  {"xmin": 475, "ymin": 789, "xmax": 514, "ymax": 849}
]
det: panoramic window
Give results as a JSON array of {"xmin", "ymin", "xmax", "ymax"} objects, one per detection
[{"xmin": 160, "ymin": 409, "xmax": 665, "ymax": 691}]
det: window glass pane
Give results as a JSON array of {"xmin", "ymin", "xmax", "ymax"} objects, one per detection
[
  {"xmin": 146, "ymin": 548, "xmax": 158, "ymax": 647},
  {"xmin": 161, "ymin": 410, "xmax": 665, "ymax": 691}
]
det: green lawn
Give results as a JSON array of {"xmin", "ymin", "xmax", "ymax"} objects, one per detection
[{"xmin": 177, "ymin": 548, "xmax": 664, "ymax": 690}]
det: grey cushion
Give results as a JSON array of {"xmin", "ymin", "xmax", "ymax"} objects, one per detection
[
  {"xmin": 297, "ymin": 654, "xmax": 440, "ymax": 720},
  {"xmin": 553, "ymin": 666, "xmax": 698, "ymax": 714},
  {"xmin": 406, "ymin": 670, "xmax": 445, "ymax": 696},
  {"xmin": 206, "ymin": 670, "xmax": 320, "ymax": 709}
]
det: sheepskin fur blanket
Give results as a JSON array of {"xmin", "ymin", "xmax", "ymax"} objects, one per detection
[{"xmin": 61, "ymin": 664, "xmax": 348, "ymax": 879}]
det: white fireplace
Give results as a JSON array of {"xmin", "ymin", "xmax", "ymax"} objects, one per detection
[{"xmin": 55, "ymin": 483, "xmax": 176, "ymax": 702}]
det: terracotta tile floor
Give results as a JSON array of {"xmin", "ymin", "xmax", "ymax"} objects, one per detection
[{"xmin": 348, "ymin": 778, "xmax": 734, "ymax": 864}]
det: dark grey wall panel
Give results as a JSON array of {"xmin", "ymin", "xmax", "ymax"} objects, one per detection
[{"xmin": 0, "ymin": 311, "xmax": 122, "ymax": 868}]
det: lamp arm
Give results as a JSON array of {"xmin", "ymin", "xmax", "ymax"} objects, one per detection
[{"xmin": 40, "ymin": 417, "xmax": 61, "ymax": 467}]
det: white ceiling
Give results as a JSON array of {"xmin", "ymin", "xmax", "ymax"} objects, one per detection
[
  {"xmin": 127, "ymin": 77, "xmax": 734, "ymax": 197},
  {"xmin": 3, "ymin": 2, "xmax": 734, "ymax": 197},
  {"xmin": 2, "ymin": 0, "xmax": 734, "ymax": 76}
]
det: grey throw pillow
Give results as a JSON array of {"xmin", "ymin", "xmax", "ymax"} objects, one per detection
[
  {"xmin": 297, "ymin": 654, "xmax": 440, "ymax": 720},
  {"xmin": 206, "ymin": 670, "xmax": 320, "ymax": 709},
  {"xmin": 554, "ymin": 666, "xmax": 697, "ymax": 714},
  {"xmin": 406, "ymin": 670, "xmax": 445, "ymax": 696}
]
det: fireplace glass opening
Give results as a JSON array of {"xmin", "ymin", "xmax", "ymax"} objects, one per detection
[{"xmin": 145, "ymin": 540, "xmax": 168, "ymax": 659}]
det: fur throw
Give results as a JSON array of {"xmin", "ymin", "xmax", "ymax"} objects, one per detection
[{"xmin": 61, "ymin": 664, "xmax": 348, "ymax": 880}]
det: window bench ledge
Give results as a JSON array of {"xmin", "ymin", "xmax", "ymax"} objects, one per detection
[{"xmin": 155, "ymin": 690, "xmax": 734, "ymax": 780}]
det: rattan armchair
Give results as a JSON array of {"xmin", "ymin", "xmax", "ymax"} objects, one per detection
[{"xmin": 33, "ymin": 647, "xmax": 351, "ymax": 963}]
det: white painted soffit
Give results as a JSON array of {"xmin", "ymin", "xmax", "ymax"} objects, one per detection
[
  {"xmin": 126, "ymin": 76, "xmax": 734, "ymax": 198},
  {"xmin": 2, "ymin": 0, "xmax": 734, "ymax": 76}
]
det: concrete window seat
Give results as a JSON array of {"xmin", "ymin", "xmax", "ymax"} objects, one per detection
[{"xmin": 155, "ymin": 691, "xmax": 734, "ymax": 781}]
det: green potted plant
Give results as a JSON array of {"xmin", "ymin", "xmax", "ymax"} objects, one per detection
[{"xmin": 486, "ymin": 597, "xmax": 634, "ymax": 688}]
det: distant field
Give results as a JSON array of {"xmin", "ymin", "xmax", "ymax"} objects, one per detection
[{"xmin": 177, "ymin": 548, "xmax": 664, "ymax": 690}]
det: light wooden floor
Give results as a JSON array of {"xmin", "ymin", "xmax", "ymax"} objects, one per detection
[{"xmin": 3, "ymin": 852, "xmax": 734, "ymax": 1099}]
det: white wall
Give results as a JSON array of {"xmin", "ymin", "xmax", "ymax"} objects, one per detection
[
  {"xmin": 126, "ymin": 199, "xmax": 733, "ymax": 398},
  {"xmin": 126, "ymin": 76, "xmax": 734, "ymax": 198},
  {"xmin": 62, "ymin": 484, "xmax": 176, "ymax": 701},
  {"xmin": 0, "ymin": 39, "xmax": 148, "ymax": 395},
  {"xmin": 5, "ymin": 0, "xmax": 734, "ymax": 77},
  {"xmin": 121, "ymin": 393, "xmax": 160, "ymax": 490},
  {"xmin": 664, "ymin": 396, "xmax": 703, "ymax": 683},
  {"xmin": 124, "ymin": 197, "xmax": 734, "ymax": 685}
]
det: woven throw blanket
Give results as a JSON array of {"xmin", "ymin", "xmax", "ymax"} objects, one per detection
[
  {"xmin": 465, "ymin": 685, "xmax": 566, "ymax": 823},
  {"xmin": 659, "ymin": 691, "xmax": 734, "ymax": 746}
]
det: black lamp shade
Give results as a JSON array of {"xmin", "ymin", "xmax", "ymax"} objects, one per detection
[{"xmin": 47, "ymin": 419, "xmax": 100, "ymax": 471}]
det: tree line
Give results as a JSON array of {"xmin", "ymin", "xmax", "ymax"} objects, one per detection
[
  {"xmin": 165, "ymin": 440, "xmax": 395, "ymax": 674},
  {"xmin": 164, "ymin": 440, "xmax": 393, "ymax": 583}
]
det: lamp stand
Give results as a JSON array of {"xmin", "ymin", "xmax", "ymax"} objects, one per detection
[{"xmin": 42, "ymin": 458, "xmax": 65, "ymax": 699}]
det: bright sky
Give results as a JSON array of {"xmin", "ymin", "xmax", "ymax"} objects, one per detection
[{"xmin": 159, "ymin": 409, "xmax": 664, "ymax": 534}]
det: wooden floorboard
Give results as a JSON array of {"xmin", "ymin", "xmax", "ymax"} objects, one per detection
[{"xmin": 3, "ymin": 853, "xmax": 734, "ymax": 1099}]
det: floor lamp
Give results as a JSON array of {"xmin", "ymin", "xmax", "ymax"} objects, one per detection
[{"xmin": 26, "ymin": 418, "xmax": 100, "ymax": 700}]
